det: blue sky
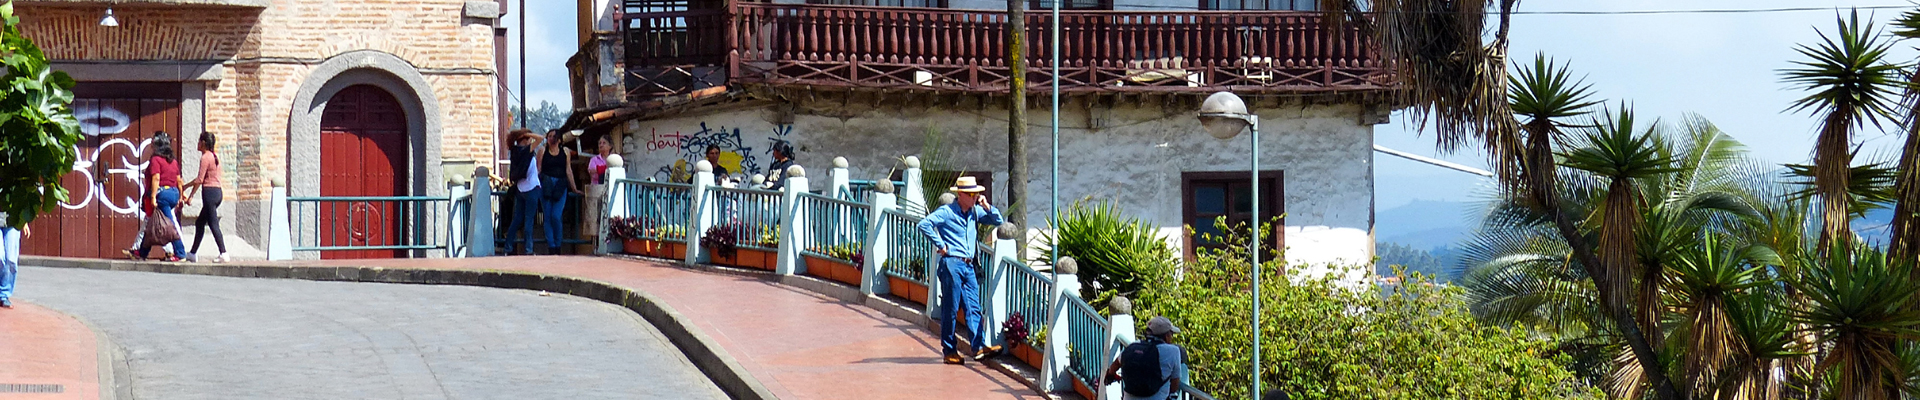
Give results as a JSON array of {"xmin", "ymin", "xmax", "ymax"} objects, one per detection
[{"xmin": 505, "ymin": 1, "xmax": 1920, "ymax": 210}]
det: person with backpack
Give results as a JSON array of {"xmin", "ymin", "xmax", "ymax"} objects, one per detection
[
  {"xmin": 1105, "ymin": 316, "xmax": 1188, "ymax": 400},
  {"xmin": 505, "ymin": 129, "xmax": 543, "ymax": 255}
]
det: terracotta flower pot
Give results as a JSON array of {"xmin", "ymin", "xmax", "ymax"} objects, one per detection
[
  {"xmin": 889, "ymin": 276, "xmax": 928, "ymax": 305},
  {"xmin": 1013, "ymin": 341, "xmax": 1045, "ymax": 370},
  {"xmin": 666, "ymin": 242, "xmax": 688, "ymax": 260},
  {"xmin": 737, "ymin": 248, "xmax": 776, "ymax": 270},
  {"xmin": 622, "ymin": 239, "xmax": 651, "ymax": 256},
  {"xmin": 804, "ymin": 255, "xmax": 863, "ymax": 286},
  {"xmin": 1072, "ymin": 373, "xmax": 1096, "ymax": 400},
  {"xmin": 712, "ymin": 248, "xmax": 739, "ymax": 266}
]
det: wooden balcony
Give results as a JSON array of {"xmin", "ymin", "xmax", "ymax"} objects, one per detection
[{"xmin": 622, "ymin": 2, "xmax": 1389, "ymax": 101}]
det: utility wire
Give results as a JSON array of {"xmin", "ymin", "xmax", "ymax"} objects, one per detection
[{"xmin": 1004, "ymin": 3, "xmax": 1914, "ymax": 13}]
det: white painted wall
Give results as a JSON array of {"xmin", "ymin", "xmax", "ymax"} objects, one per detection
[{"xmin": 617, "ymin": 101, "xmax": 1376, "ymax": 283}]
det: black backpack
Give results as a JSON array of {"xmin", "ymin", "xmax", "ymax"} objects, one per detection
[
  {"xmin": 509, "ymin": 144, "xmax": 534, "ymax": 182},
  {"xmin": 1121, "ymin": 338, "xmax": 1169, "ymax": 397}
]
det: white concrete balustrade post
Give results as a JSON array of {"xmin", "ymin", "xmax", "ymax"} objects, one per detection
[
  {"xmin": 467, "ymin": 166, "xmax": 494, "ymax": 257},
  {"xmin": 268, "ymin": 175, "xmax": 293, "ymax": 261},
  {"xmin": 862, "ymin": 182, "xmax": 897, "ymax": 296},
  {"xmin": 447, "ymin": 175, "xmax": 469, "ymax": 258},
  {"xmin": 597, "ymin": 155, "xmax": 628, "ymax": 255},
  {"xmin": 986, "ymin": 226, "xmax": 1019, "ymax": 348},
  {"xmin": 829, "ymin": 157, "xmax": 851, "ymax": 199},
  {"xmin": 901, "ymin": 156, "xmax": 926, "ymax": 214},
  {"xmin": 1046, "ymin": 257, "xmax": 1083, "ymax": 392},
  {"xmin": 687, "ymin": 160, "xmax": 716, "ymax": 265},
  {"xmin": 1098, "ymin": 296, "xmax": 1136, "ymax": 400},
  {"xmin": 775, "ymin": 167, "xmax": 810, "ymax": 276}
]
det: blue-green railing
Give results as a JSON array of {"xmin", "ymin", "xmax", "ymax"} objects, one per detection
[
  {"xmin": 447, "ymin": 192, "xmax": 472, "ymax": 257},
  {"xmin": 1065, "ymin": 296, "xmax": 1110, "ymax": 385},
  {"xmin": 1001, "ymin": 255, "xmax": 1055, "ymax": 336},
  {"xmin": 616, "ymin": 179, "xmax": 694, "ymax": 242},
  {"xmin": 881, "ymin": 209, "xmax": 934, "ymax": 283},
  {"xmin": 710, "ymin": 186, "xmax": 782, "ymax": 250},
  {"xmin": 842, "ymin": 179, "xmax": 906, "ymax": 203},
  {"xmin": 798, "ymin": 192, "xmax": 869, "ymax": 262},
  {"xmin": 291, "ymin": 196, "xmax": 458, "ymax": 253}
]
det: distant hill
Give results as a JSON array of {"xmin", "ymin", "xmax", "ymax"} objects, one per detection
[{"xmin": 1376, "ymin": 199, "xmax": 1477, "ymax": 251}]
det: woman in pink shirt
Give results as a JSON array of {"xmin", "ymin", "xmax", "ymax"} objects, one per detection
[
  {"xmin": 582, "ymin": 136, "xmax": 613, "ymax": 240},
  {"xmin": 182, "ymin": 132, "xmax": 229, "ymax": 263}
]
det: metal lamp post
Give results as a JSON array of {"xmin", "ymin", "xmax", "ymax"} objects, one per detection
[{"xmin": 1197, "ymin": 91, "xmax": 1261, "ymax": 398}]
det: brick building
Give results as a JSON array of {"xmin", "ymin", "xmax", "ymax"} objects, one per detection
[{"xmin": 17, "ymin": 0, "xmax": 508, "ymax": 258}]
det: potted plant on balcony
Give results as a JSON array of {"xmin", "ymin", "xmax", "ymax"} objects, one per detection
[
  {"xmin": 609, "ymin": 216, "xmax": 658, "ymax": 256},
  {"xmin": 1002, "ymin": 312, "xmax": 1045, "ymax": 369},
  {"xmin": 701, "ymin": 223, "xmax": 741, "ymax": 267},
  {"xmin": 729, "ymin": 225, "xmax": 780, "ymax": 270},
  {"xmin": 883, "ymin": 257, "xmax": 929, "ymax": 304},
  {"xmin": 803, "ymin": 243, "xmax": 864, "ymax": 286}
]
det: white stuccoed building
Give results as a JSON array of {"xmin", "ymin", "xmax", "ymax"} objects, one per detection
[{"xmin": 567, "ymin": 0, "xmax": 1393, "ymax": 284}]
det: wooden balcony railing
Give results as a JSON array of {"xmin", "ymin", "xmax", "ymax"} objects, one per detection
[{"xmin": 624, "ymin": 2, "xmax": 1389, "ymax": 99}]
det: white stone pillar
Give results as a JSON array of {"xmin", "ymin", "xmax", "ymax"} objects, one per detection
[
  {"xmin": 1045, "ymin": 257, "xmax": 1083, "ymax": 392},
  {"xmin": 829, "ymin": 156, "xmax": 851, "ymax": 199},
  {"xmin": 447, "ymin": 175, "xmax": 470, "ymax": 258},
  {"xmin": 901, "ymin": 156, "xmax": 926, "ymax": 214},
  {"xmin": 268, "ymin": 176, "xmax": 293, "ymax": 261},
  {"xmin": 1099, "ymin": 296, "xmax": 1135, "ymax": 400},
  {"xmin": 776, "ymin": 167, "xmax": 809, "ymax": 276},
  {"xmin": 687, "ymin": 160, "xmax": 716, "ymax": 265},
  {"xmin": 862, "ymin": 186, "xmax": 896, "ymax": 296},
  {"xmin": 597, "ymin": 155, "xmax": 629, "ymax": 255},
  {"xmin": 467, "ymin": 166, "xmax": 495, "ymax": 257}
]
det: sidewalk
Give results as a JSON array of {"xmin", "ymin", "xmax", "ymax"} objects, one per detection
[
  {"xmin": 296, "ymin": 255, "xmax": 1042, "ymax": 400},
  {"xmin": 0, "ymin": 302, "xmax": 103, "ymax": 400}
]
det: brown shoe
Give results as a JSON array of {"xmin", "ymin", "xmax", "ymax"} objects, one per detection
[
  {"xmin": 973, "ymin": 345, "xmax": 1004, "ymax": 361},
  {"xmin": 943, "ymin": 353, "xmax": 965, "ymax": 365}
]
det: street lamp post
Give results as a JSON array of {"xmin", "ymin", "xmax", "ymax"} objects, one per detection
[{"xmin": 1197, "ymin": 91, "xmax": 1261, "ymax": 398}]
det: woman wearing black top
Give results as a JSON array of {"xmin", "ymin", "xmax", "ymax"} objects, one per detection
[{"xmin": 538, "ymin": 130, "xmax": 581, "ymax": 254}]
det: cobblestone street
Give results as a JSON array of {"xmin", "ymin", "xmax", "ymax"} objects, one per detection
[{"xmin": 14, "ymin": 266, "xmax": 728, "ymax": 400}]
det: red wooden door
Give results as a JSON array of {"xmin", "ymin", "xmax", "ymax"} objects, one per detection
[
  {"xmin": 319, "ymin": 85, "xmax": 408, "ymax": 259},
  {"xmin": 23, "ymin": 84, "xmax": 181, "ymax": 259}
]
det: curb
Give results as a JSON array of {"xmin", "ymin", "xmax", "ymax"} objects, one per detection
[
  {"xmin": 22, "ymin": 256, "xmax": 777, "ymax": 400},
  {"xmin": 30, "ymin": 304, "xmax": 131, "ymax": 400}
]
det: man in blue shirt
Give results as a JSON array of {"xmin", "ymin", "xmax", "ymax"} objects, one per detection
[
  {"xmin": 916, "ymin": 176, "xmax": 1005, "ymax": 365},
  {"xmin": 1105, "ymin": 316, "xmax": 1189, "ymax": 400}
]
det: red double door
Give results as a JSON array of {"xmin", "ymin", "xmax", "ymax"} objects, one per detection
[{"xmin": 318, "ymin": 85, "xmax": 409, "ymax": 259}]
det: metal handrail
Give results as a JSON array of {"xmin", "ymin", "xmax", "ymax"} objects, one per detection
[
  {"xmin": 797, "ymin": 192, "xmax": 869, "ymax": 263},
  {"xmin": 710, "ymin": 186, "xmax": 784, "ymax": 250},
  {"xmin": 1064, "ymin": 295, "xmax": 1110, "ymax": 385},
  {"xmin": 290, "ymin": 196, "xmax": 458, "ymax": 253},
  {"xmin": 881, "ymin": 209, "xmax": 933, "ymax": 284}
]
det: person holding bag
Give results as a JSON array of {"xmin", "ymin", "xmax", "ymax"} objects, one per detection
[
  {"xmin": 137, "ymin": 132, "xmax": 189, "ymax": 262},
  {"xmin": 538, "ymin": 130, "xmax": 581, "ymax": 255}
]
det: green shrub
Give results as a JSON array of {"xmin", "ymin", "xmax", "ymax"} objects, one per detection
[
  {"xmin": 1038, "ymin": 198, "xmax": 1179, "ymax": 308},
  {"xmin": 1134, "ymin": 220, "xmax": 1598, "ymax": 400}
]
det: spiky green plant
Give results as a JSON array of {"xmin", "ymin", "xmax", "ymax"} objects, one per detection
[{"xmin": 1782, "ymin": 10, "xmax": 1905, "ymax": 251}]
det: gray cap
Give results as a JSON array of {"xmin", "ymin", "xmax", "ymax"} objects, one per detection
[{"xmin": 1147, "ymin": 316, "xmax": 1179, "ymax": 336}]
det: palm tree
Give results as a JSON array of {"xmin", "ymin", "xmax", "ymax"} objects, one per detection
[
  {"xmin": 1781, "ymin": 11, "xmax": 1904, "ymax": 252},
  {"xmin": 1886, "ymin": 9, "xmax": 1920, "ymax": 262}
]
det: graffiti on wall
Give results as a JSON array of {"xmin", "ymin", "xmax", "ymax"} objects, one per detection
[
  {"xmin": 645, "ymin": 122, "xmax": 793, "ymax": 182},
  {"xmin": 59, "ymin": 104, "xmax": 151, "ymax": 215}
]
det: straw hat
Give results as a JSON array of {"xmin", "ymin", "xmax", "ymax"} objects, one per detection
[{"xmin": 948, "ymin": 176, "xmax": 987, "ymax": 193}]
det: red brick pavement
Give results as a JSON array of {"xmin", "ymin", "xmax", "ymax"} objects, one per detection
[
  {"xmin": 0, "ymin": 302, "xmax": 101, "ymax": 400},
  {"xmin": 306, "ymin": 256, "xmax": 1042, "ymax": 400}
]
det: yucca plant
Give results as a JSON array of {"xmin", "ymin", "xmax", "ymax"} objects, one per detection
[
  {"xmin": 1782, "ymin": 10, "xmax": 1905, "ymax": 251},
  {"xmin": 1560, "ymin": 106, "xmax": 1682, "ymax": 349},
  {"xmin": 1037, "ymin": 198, "xmax": 1178, "ymax": 306},
  {"xmin": 1791, "ymin": 241, "xmax": 1920, "ymax": 400}
]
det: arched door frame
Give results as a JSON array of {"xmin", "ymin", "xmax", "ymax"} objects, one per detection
[{"xmin": 286, "ymin": 50, "xmax": 444, "ymax": 200}]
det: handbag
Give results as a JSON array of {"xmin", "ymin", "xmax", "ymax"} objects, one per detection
[{"xmin": 141, "ymin": 212, "xmax": 181, "ymax": 248}]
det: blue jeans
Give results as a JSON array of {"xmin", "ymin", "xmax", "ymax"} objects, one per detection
[
  {"xmin": 0, "ymin": 226, "xmax": 18, "ymax": 301},
  {"xmin": 508, "ymin": 189, "xmax": 540, "ymax": 254},
  {"xmin": 141, "ymin": 188, "xmax": 188, "ymax": 258},
  {"xmin": 938, "ymin": 256, "xmax": 985, "ymax": 356},
  {"xmin": 540, "ymin": 194, "xmax": 567, "ymax": 253}
]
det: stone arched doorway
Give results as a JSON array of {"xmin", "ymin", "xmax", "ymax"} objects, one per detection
[{"xmin": 319, "ymin": 85, "xmax": 408, "ymax": 259}]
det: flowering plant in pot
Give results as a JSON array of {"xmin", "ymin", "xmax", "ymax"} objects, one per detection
[{"xmin": 701, "ymin": 223, "xmax": 741, "ymax": 262}]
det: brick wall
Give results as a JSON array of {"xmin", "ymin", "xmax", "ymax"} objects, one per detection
[{"xmin": 19, "ymin": 1, "xmax": 501, "ymax": 202}]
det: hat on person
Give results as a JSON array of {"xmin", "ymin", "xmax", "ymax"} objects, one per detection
[
  {"xmin": 1147, "ymin": 316, "xmax": 1179, "ymax": 336},
  {"xmin": 949, "ymin": 176, "xmax": 987, "ymax": 193}
]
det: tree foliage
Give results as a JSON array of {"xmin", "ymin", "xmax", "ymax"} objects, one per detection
[
  {"xmin": 1133, "ymin": 219, "xmax": 1597, "ymax": 400},
  {"xmin": 0, "ymin": 1, "xmax": 83, "ymax": 227}
]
